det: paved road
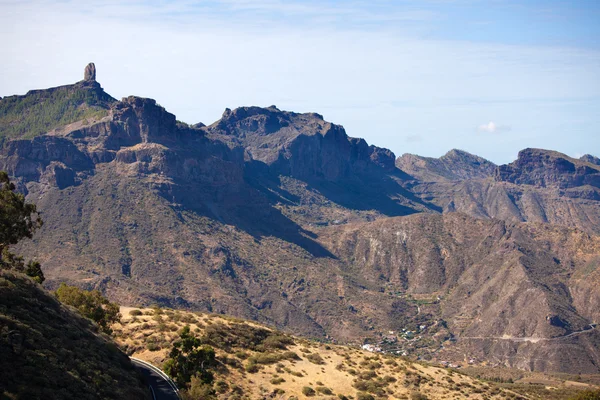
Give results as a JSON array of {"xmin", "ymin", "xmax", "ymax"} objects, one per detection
[
  {"xmin": 461, "ymin": 324, "xmax": 598, "ymax": 343},
  {"xmin": 131, "ymin": 358, "xmax": 180, "ymax": 400}
]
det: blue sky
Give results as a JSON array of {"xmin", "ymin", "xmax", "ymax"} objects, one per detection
[{"xmin": 1, "ymin": 0, "xmax": 598, "ymax": 164}]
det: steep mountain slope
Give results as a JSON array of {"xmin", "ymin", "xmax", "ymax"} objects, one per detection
[
  {"xmin": 0, "ymin": 271, "xmax": 149, "ymax": 399},
  {"xmin": 406, "ymin": 149, "xmax": 600, "ymax": 234},
  {"xmin": 2, "ymin": 66, "xmax": 600, "ymax": 375},
  {"xmin": 320, "ymin": 213, "xmax": 600, "ymax": 373}
]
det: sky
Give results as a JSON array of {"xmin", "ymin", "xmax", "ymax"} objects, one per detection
[{"xmin": 1, "ymin": 0, "xmax": 599, "ymax": 164}]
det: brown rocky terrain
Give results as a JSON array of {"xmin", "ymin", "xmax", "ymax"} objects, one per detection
[
  {"xmin": 396, "ymin": 149, "xmax": 497, "ymax": 182},
  {"xmin": 403, "ymin": 150, "xmax": 600, "ymax": 235},
  {"xmin": 2, "ymin": 66, "xmax": 600, "ymax": 375}
]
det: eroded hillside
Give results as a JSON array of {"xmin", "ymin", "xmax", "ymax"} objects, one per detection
[{"xmin": 2, "ymin": 66, "xmax": 600, "ymax": 375}]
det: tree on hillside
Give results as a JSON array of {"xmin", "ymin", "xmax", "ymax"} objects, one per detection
[
  {"xmin": 0, "ymin": 171, "xmax": 44, "ymax": 283},
  {"xmin": 55, "ymin": 283, "xmax": 120, "ymax": 334},
  {"xmin": 164, "ymin": 325, "xmax": 216, "ymax": 389}
]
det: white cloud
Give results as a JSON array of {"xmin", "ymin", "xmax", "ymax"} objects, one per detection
[{"xmin": 477, "ymin": 121, "xmax": 511, "ymax": 133}]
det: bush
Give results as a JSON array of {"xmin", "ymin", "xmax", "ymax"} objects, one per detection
[
  {"xmin": 263, "ymin": 335, "xmax": 294, "ymax": 350},
  {"xmin": 146, "ymin": 342, "xmax": 160, "ymax": 351},
  {"xmin": 302, "ymin": 386, "xmax": 316, "ymax": 396},
  {"xmin": 306, "ymin": 353, "xmax": 325, "ymax": 365},
  {"xmin": 245, "ymin": 362, "xmax": 259, "ymax": 373},
  {"xmin": 201, "ymin": 322, "xmax": 292, "ymax": 352},
  {"xmin": 569, "ymin": 390, "xmax": 600, "ymax": 400},
  {"xmin": 316, "ymin": 387, "xmax": 333, "ymax": 395},
  {"xmin": 164, "ymin": 326, "xmax": 215, "ymax": 388},
  {"xmin": 129, "ymin": 309, "xmax": 143, "ymax": 316},
  {"xmin": 270, "ymin": 377, "xmax": 285, "ymax": 385},
  {"xmin": 411, "ymin": 392, "xmax": 428, "ymax": 400},
  {"xmin": 356, "ymin": 393, "xmax": 374, "ymax": 400},
  {"xmin": 55, "ymin": 283, "xmax": 120, "ymax": 334},
  {"xmin": 358, "ymin": 370, "xmax": 377, "ymax": 380}
]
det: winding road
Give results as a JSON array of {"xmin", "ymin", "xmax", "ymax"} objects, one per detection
[
  {"xmin": 460, "ymin": 323, "xmax": 598, "ymax": 343},
  {"xmin": 131, "ymin": 358, "xmax": 180, "ymax": 400}
]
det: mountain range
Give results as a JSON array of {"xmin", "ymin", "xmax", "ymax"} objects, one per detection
[{"xmin": 2, "ymin": 64, "xmax": 600, "ymax": 374}]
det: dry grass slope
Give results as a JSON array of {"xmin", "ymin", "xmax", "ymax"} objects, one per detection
[{"xmin": 113, "ymin": 307, "xmax": 598, "ymax": 400}]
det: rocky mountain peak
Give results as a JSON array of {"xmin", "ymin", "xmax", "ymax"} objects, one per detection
[
  {"xmin": 581, "ymin": 154, "xmax": 600, "ymax": 166},
  {"xmin": 215, "ymin": 106, "xmax": 292, "ymax": 137},
  {"xmin": 495, "ymin": 148, "xmax": 600, "ymax": 189},
  {"xmin": 396, "ymin": 149, "xmax": 496, "ymax": 182},
  {"xmin": 84, "ymin": 62, "xmax": 96, "ymax": 81}
]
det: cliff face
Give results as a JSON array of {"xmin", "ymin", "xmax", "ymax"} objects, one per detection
[
  {"xmin": 3, "ymin": 69, "xmax": 600, "ymax": 374},
  {"xmin": 206, "ymin": 106, "xmax": 397, "ymax": 181},
  {"xmin": 404, "ymin": 148, "xmax": 600, "ymax": 234},
  {"xmin": 495, "ymin": 148, "xmax": 600, "ymax": 189}
]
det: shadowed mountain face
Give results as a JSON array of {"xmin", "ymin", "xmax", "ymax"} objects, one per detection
[
  {"xmin": 0, "ymin": 271, "xmax": 149, "ymax": 399},
  {"xmin": 495, "ymin": 148, "xmax": 600, "ymax": 189},
  {"xmin": 2, "ymin": 69, "xmax": 600, "ymax": 374}
]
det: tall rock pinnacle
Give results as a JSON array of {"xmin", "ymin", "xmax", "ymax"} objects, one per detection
[{"xmin": 84, "ymin": 62, "xmax": 96, "ymax": 81}]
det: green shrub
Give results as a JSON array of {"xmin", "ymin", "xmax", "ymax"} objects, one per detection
[
  {"xmin": 245, "ymin": 362, "xmax": 259, "ymax": 373},
  {"xmin": 302, "ymin": 386, "xmax": 316, "ymax": 396},
  {"xmin": 306, "ymin": 353, "xmax": 325, "ymax": 365},
  {"xmin": 270, "ymin": 377, "xmax": 285, "ymax": 385},
  {"xmin": 358, "ymin": 370, "xmax": 377, "ymax": 380},
  {"xmin": 356, "ymin": 393, "xmax": 374, "ymax": 400},
  {"xmin": 129, "ymin": 309, "xmax": 143, "ymax": 316},
  {"xmin": 146, "ymin": 342, "xmax": 160, "ymax": 351},
  {"xmin": 316, "ymin": 387, "xmax": 333, "ymax": 395},
  {"xmin": 55, "ymin": 283, "xmax": 120, "ymax": 334}
]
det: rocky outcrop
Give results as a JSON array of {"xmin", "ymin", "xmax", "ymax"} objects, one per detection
[
  {"xmin": 581, "ymin": 154, "xmax": 600, "ymax": 166},
  {"xmin": 207, "ymin": 106, "xmax": 398, "ymax": 181},
  {"xmin": 0, "ymin": 136, "xmax": 93, "ymax": 186},
  {"xmin": 396, "ymin": 149, "xmax": 497, "ymax": 182},
  {"xmin": 84, "ymin": 62, "xmax": 96, "ymax": 81},
  {"xmin": 495, "ymin": 148, "xmax": 600, "ymax": 189}
]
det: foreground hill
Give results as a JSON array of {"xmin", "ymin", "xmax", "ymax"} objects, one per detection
[
  {"xmin": 0, "ymin": 271, "xmax": 149, "ymax": 399},
  {"xmin": 114, "ymin": 306, "xmax": 600, "ymax": 400},
  {"xmin": 2, "ymin": 65, "xmax": 600, "ymax": 375}
]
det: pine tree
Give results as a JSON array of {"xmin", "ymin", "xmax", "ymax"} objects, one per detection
[{"xmin": 0, "ymin": 171, "xmax": 44, "ymax": 282}]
